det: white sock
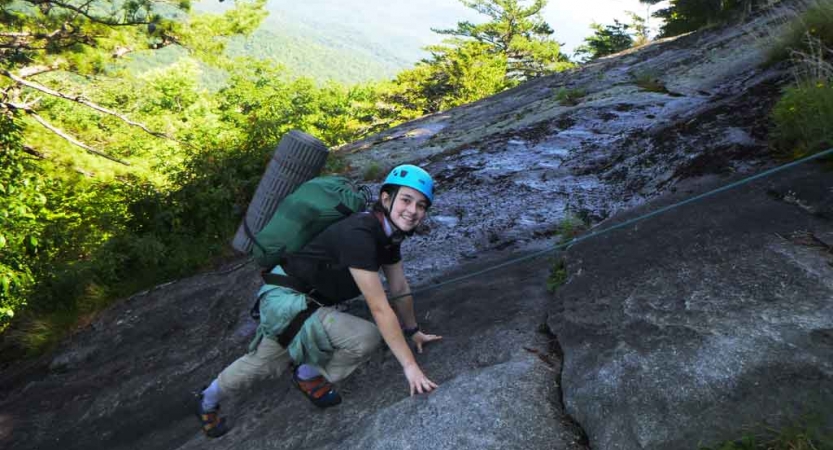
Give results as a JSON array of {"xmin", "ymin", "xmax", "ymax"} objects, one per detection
[
  {"xmin": 201, "ymin": 379, "xmax": 222, "ymax": 411},
  {"xmin": 296, "ymin": 364, "xmax": 321, "ymax": 380}
]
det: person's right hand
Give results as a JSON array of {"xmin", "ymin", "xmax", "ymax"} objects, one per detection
[{"xmin": 403, "ymin": 363, "xmax": 438, "ymax": 396}]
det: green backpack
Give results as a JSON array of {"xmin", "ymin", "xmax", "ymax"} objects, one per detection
[{"xmin": 248, "ymin": 176, "xmax": 369, "ymax": 269}]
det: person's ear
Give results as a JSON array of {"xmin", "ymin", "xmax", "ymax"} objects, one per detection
[{"xmin": 380, "ymin": 191, "xmax": 391, "ymax": 208}]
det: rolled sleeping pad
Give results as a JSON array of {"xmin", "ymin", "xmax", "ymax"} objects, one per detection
[{"xmin": 231, "ymin": 130, "xmax": 330, "ymax": 253}]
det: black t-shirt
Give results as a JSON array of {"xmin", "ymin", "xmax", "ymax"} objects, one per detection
[{"xmin": 283, "ymin": 212, "xmax": 401, "ymax": 303}]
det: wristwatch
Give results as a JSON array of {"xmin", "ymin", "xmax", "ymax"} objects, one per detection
[{"xmin": 403, "ymin": 326, "xmax": 420, "ymax": 338}]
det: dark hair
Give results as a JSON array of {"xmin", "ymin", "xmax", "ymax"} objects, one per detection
[{"xmin": 372, "ymin": 185, "xmax": 399, "ymax": 214}]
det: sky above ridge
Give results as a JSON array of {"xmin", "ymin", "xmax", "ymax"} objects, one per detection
[
  {"xmin": 198, "ymin": 0, "xmax": 670, "ymax": 74},
  {"xmin": 260, "ymin": 0, "xmax": 669, "ymax": 56},
  {"xmin": 543, "ymin": 0, "xmax": 668, "ymax": 53}
]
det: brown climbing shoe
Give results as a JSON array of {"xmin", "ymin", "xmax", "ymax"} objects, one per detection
[
  {"xmin": 197, "ymin": 395, "xmax": 229, "ymax": 438},
  {"xmin": 292, "ymin": 370, "xmax": 342, "ymax": 408}
]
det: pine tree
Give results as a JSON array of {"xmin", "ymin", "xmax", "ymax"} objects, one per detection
[
  {"xmin": 641, "ymin": 0, "xmax": 771, "ymax": 37},
  {"xmin": 574, "ymin": 20, "xmax": 634, "ymax": 62},
  {"xmin": 431, "ymin": 0, "xmax": 572, "ymax": 81}
]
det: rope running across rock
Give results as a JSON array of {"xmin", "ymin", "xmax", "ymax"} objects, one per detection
[{"xmin": 386, "ymin": 147, "xmax": 833, "ymax": 302}]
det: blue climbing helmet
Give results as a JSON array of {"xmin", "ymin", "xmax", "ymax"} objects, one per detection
[{"xmin": 382, "ymin": 164, "xmax": 434, "ymax": 206}]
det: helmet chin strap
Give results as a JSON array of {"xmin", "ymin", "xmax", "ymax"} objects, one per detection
[{"xmin": 383, "ymin": 186, "xmax": 413, "ymax": 243}]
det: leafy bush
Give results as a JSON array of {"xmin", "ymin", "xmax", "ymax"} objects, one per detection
[
  {"xmin": 769, "ymin": 0, "xmax": 833, "ymax": 62},
  {"xmin": 4, "ymin": 148, "xmax": 251, "ymax": 355},
  {"xmin": 634, "ymin": 71, "xmax": 669, "ymax": 93},
  {"xmin": 363, "ymin": 163, "xmax": 384, "ymax": 182},
  {"xmin": 555, "ymin": 88, "xmax": 588, "ymax": 106},
  {"xmin": 771, "ymin": 78, "xmax": 833, "ymax": 158},
  {"xmin": 0, "ymin": 113, "xmax": 42, "ymax": 328},
  {"xmin": 546, "ymin": 258, "xmax": 568, "ymax": 293},
  {"xmin": 699, "ymin": 415, "xmax": 833, "ymax": 450},
  {"xmin": 558, "ymin": 214, "xmax": 588, "ymax": 238}
]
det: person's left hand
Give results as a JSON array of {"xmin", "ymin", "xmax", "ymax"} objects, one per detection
[{"xmin": 411, "ymin": 331, "xmax": 442, "ymax": 353}]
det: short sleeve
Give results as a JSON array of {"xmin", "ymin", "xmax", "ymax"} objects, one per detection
[{"xmin": 381, "ymin": 243, "xmax": 402, "ymax": 265}]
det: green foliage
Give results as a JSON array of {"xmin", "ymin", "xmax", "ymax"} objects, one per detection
[
  {"xmin": 0, "ymin": 113, "xmax": 42, "ymax": 327},
  {"xmin": 574, "ymin": 20, "xmax": 634, "ymax": 62},
  {"xmin": 557, "ymin": 214, "xmax": 588, "ymax": 239},
  {"xmin": 546, "ymin": 257, "xmax": 567, "ymax": 293},
  {"xmin": 771, "ymin": 79, "xmax": 833, "ymax": 158},
  {"xmin": 0, "ymin": 0, "xmax": 273, "ymax": 351},
  {"xmin": 770, "ymin": 4, "xmax": 833, "ymax": 159},
  {"xmin": 699, "ymin": 415, "xmax": 833, "ymax": 450},
  {"xmin": 379, "ymin": 0, "xmax": 573, "ymax": 117},
  {"xmin": 166, "ymin": 0, "xmax": 268, "ymax": 64},
  {"xmin": 216, "ymin": 59, "xmax": 385, "ymax": 151},
  {"xmin": 769, "ymin": 0, "xmax": 833, "ymax": 62},
  {"xmin": 433, "ymin": 0, "xmax": 573, "ymax": 82},
  {"xmin": 554, "ymin": 87, "xmax": 587, "ymax": 106},
  {"xmin": 363, "ymin": 162, "xmax": 383, "ymax": 181},
  {"xmin": 0, "ymin": 110, "xmax": 152, "ymax": 336},
  {"xmin": 641, "ymin": 0, "xmax": 773, "ymax": 38},
  {"xmin": 324, "ymin": 152, "xmax": 349, "ymax": 174},
  {"xmin": 627, "ymin": 11, "xmax": 650, "ymax": 47},
  {"xmin": 223, "ymin": 28, "xmax": 403, "ymax": 84},
  {"xmin": 634, "ymin": 71, "xmax": 669, "ymax": 93},
  {"xmin": 385, "ymin": 41, "xmax": 515, "ymax": 116}
]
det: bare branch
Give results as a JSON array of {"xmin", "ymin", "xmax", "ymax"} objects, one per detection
[
  {"xmin": 0, "ymin": 32, "xmax": 32, "ymax": 38},
  {"xmin": 22, "ymin": 144, "xmax": 96, "ymax": 177},
  {"xmin": 156, "ymin": 32, "xmax": 188, "ymax": 51},
  {"xmin": 22, "ymin": 145, "xmax": 46, "ymax": 159},
  {"xmin": 1, "ymin": 26, "xmax": 68, "ymax": 43},
  {"xmin": 5, "ymin": 100, "xmax": 128, "ymax": 165},
  {"xmin": 18, "ymin": 61, "xmax": 63, "ymax": 79},
  {"xmin": 3, "ymin": 70, "xmax": 172, "ymax": 141},
  {"xmin": 27, "ymin": 111, "xmax": 130, "ymax": 165},
  {"xmin": 112, "ymin": 46, "xmax": 133, "ymax": 58}
]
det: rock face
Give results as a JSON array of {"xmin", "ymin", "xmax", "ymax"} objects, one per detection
[
  {"xmin": 341, "ymin": 7, "xmax": 792, "ymax": 290},
  {"xmin": 1, "ymin": 252, "xmax": 577, "ymax": 450},
  {"xmin": 2, "ymin": 3, "xmax": 832, "ymax": 450},
  {"xmin": 547, "ymin": 167, "xmax": 833, "ymax": 450}
]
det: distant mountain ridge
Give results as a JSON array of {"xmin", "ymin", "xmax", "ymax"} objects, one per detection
[
  {"xmin": 194, "ymin": 0, "xmax": 480, "ymax": 84},
  {"xmin": 223, "ymin": 17, "xmax": 411, "ymax": 84}
]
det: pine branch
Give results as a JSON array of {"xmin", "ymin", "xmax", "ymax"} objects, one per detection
[
  {"xmin": 45, "ymin": 0, "xmax": 153, "ymax": 26},
  {"xmin": 1, "ymin": 27, "xmax": 94, "ymax": 54},
  {"xmin": 3, "ymin": 70, "xmax": 175, "ymax": 142}
]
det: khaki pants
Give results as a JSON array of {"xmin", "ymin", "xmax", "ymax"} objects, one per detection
[{"xmin": 217, "ymin": 307, "xmax": 381, "ymax": 398}]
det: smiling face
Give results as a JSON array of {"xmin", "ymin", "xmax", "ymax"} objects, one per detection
[{"xmin": 381, "ymin": 186, "xmax": 429, "ymax": 232}]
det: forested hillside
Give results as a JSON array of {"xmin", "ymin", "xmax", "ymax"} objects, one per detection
[
  {"xmin": 195, "ymin": 0, "xmax": 481, "ymax": 83},
  {"xmin": 1, "ymin": 0, "xmax": 831, "ymax": 375}
]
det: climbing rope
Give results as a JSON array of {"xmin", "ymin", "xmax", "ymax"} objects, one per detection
[{"xmin": 387, "ymin": 147, "xmax": 833, "ymax": 302}]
